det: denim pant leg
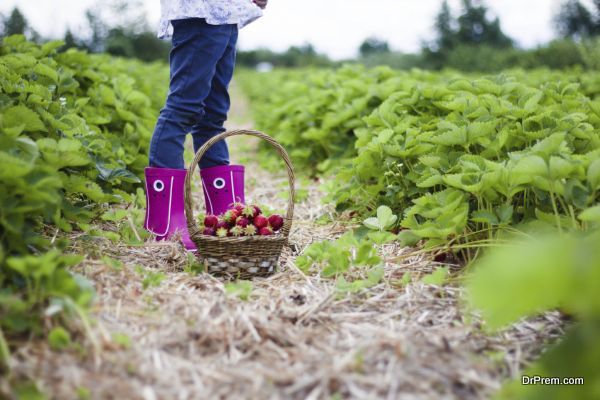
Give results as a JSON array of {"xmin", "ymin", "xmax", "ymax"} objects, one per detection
[
  {"xmin": 148, "ymin": 19, "xmax": 237, "ymax": 170},
  {"xmin": 191, "ymin": 26, "xmax": 239, "ymax": 169}
]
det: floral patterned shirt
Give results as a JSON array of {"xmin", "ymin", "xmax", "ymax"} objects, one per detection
[{"xmin": 158, "ymin": 0, "xmax": 263, "ymax": 39}]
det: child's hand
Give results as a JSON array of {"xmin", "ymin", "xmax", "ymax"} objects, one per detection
[{"xmin": 253, "ymin": 0, "xmax": 268, "ymax": 9}]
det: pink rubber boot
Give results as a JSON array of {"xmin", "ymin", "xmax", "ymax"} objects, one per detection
[
  {"xmin": 144, "ymin": 167, "xmax": 197, "ymax": 252},
  {"xmin": 200, "ymin": 165, "xmax": 245, "ymax": 216}
]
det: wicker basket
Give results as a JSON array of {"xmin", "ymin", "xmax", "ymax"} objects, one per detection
[{"xmin": 184, "ymin": 129, "xmax": 295, "ymax": 279}]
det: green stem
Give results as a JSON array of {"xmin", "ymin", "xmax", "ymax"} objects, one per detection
[
  {"xmin": 0, "ymin": 326, "xmax": 10, "ymax": 373},
  {"xmin": 64, "ymin": 297, "xmax": 100, "ymax": 365},
  {"xmin": 549, "ymin": 190, "xmax": 563, "ymax": 235}
]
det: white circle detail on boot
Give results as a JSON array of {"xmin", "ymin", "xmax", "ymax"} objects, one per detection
[
  {"xmin": 153, "ymin": 179, "xmax": 165, "ymax": 192},
  {"xmin": 213, "ymin": 178, "xmax": 226, "ymax": 189}
]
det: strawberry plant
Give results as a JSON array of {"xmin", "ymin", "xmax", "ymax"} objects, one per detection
[
  {"xmin": 242, "ymin": 67, "xmax": 600, "ymax": 245},
  {"xmin": 0, "ymin": 35, "xmax": 168, "ymax": 366}
]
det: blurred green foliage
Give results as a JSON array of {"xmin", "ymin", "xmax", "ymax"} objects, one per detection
[{"xmin": 467, "ymin": 231, "xmax": 600, "ymax": 400}]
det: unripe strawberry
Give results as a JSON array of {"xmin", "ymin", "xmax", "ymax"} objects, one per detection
[
  {"xmin": 253, "ymin": 215, "xmax": 268, "ymax": 229},
  {"xmin": 259, "ymin": 226, "xmax": 273, "ymax": 236},
  {"xmin": 204, "ymin": 215, "xmax": 218, "ymax": 228},
  {"xmin": 244, "ymin": 225, "xmax": 257, "ymax": 236},
  {"xmin": 268, "ymin": 214, "xmax": 284, "ymax": 231},
  {"xmin": 243, "ymin": 204, "xmax": 260, "ymax": 218},
  {"xmin": 230, "ymin": 225, "xmax": 244, "ymax": 237},
  {"xmin": 236, "ymin": 216, "xmax": 250, "ymax": 228},
  {"xmin": 203, "ymin": 227, "xmax": 216, "ymax": 236},
  {"xmin": 216, "ymin": 227, "xmax": 229, "ymax": 238}
]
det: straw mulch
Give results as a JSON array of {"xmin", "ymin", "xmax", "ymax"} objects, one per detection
[{"xmin": 7, "ymin": 136, "xmax": 565, "ymax": 399}]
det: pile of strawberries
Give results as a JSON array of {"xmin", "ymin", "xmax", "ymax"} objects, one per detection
[{"xmin": 202, "ymin": 203, "xmax": 284, "ymax": 237}]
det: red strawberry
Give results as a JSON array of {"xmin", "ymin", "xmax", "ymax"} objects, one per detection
[
  {"xmin": 215, "ymin": 220, "xmax": 229, "ymax": 230},
  {"xmin": 253, "ymin": 205, "xmax": 262, "ymax": 215},
  {"xmin": 243, "ymin": 204, "xmax": 260, "ymax": 218},
  {"xmin": 216, "ymin": 227, "xmax": 229, "ymax": 237},
  {"xmin": 259, "ymin": 226, "xmax": 273, "ymax": 236},
  {"xmin": 244, "ymin": 225, "xmax": 257, "ymax": 236},
  {"xmin": 268, "ymin": 214, "xmax": 284, "ymax": 231},
  {"xmin": 253, "ymin": 215, "xmax": 268, "ymax": 229},
  {"xmin": 230, "ymin": 226, "xmax": 244, "ymax": 237},
  {"xmin": 204, "ymin": 215, "xmax": 218, "ymax": 228},
  {"xmin": 202, "ymin": 227, "xmax": 216, "ymax": 236},
  {"xmin": 231, "ymin": 202, "xmax": 245, "ymax": 214},
  {"xmin": 236, "ymin": 216, "xmax": 250, "ymax": 228}
]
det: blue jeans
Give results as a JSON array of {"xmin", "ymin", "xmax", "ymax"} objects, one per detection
[{"xmin": 149, "ymin": 18, "xmax": 238, "ymax": 170}]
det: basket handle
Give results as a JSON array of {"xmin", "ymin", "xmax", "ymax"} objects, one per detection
[{"xmin": 184, "ymin": 129, "xmax": 296, "ymax": 240}]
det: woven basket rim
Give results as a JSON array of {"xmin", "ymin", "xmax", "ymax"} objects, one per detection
[{"xmin": 195, "ymin": 234, "xmax": 287, "ymax": 243}]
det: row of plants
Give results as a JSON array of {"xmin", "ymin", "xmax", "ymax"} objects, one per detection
[
  {"xmin": 240, "ymin": 65, "xmax": 600, "ymax": 399},
  {"xmin": 241, "ymin": 66, "xmax": 600, "ymax": 241},
  {"xmin": 0, "ymin": 35, "xmax": 166, "ymax": 373}
]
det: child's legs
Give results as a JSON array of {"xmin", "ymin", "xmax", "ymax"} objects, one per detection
[
  {"xmin": 191, "ymin": 26, "xmax": 239, "ymax": 169},
  {"xmin": 148, "ymin": 19, "xmax": 236, "ymax": 170}
]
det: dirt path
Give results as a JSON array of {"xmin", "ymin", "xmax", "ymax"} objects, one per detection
[{"xmin": 8, "ymin": 83, "xmax": 565, "ymax": 400}]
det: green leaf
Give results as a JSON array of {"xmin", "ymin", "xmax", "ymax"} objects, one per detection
[
  {"xmin": 524, "ymin": 92, "xmax": 543, "ymax": 111},
  {"xmin": 62, "ymin": 175, "xmax": 108, "ymax": 203},
  {"xmin": 2, "ymin": 105, "xmax": 46, "ymax": 132},
  {"xmin": 471, "ymin": 210, "xmax": 499, "ymax": 225},
  {"xmin": 41, "ymin": 40, "xmax": 65, "ymax": 55},
  {"xmin": 587, "ymin": 159, "xmax": 600, "ymax": 191},
  {"xmin": 111, "ymin": 332, "xmax": 132, "ymax": 349},
  {"xmin": 48, "ymin": 326, "xmax": 71, "ymax": 350},
  {"xmin": 37, "ymin": 138, "xmax": 90, "ymax": 169},
  {"xmin": 376, "ymin": 205, "xmax": 397, "ymax": 230},
  {"xmin": 33, "ymin": 62, "xmax": 59, "ymax": 83},
  {"xmin": 101, "ymin": 209, "xmax": 129, "ymax": 222},
  {"xmin": 2, "ymin": 124, "xmax": 25, "ymax": 137},
  {"xmin": 335, "ymin": 265, "xmax": 384, "ymax": 294},
  {"xmin": 141, "ymin": 269, "xmax": 165, "ymax": 290},
  {"xmin": 101, "ymin": 256, "xmax": 123, "ymax": 271},
  {"xmin": 12, "ymin": 381, "xmax": 46, "ymax": 400},
  {"xmin": 366, "ymin": 231, "xmax": 397, "ymax": 245},
  {"xmin": 0, "ymin": 150, "xmax": 35, "ymax": 179},
  {"xmin": 397, "ymin": 230, "xmax": 421, "ymax": 247},
  {"xmin": 354, "ymin": 241, "xmax": 381, "ymax": 265},
  {"xmin": 510, "ymin": 155, "xmax": 547, "ymax": 186},
  {"xmin": 495, "ymin": 204, "xmax": 514, "ymax": 224},
  {"xmin": 96, "ymin": 164, "xmax": 140, "ymax": 183},
  {"xmin": 549, "ymin": 156, "xmax": 574, "ymax": 180},
  {"xmin": 224, "ymin": 280, "xmax": 253, "ymax": 301},
  {"xmin": 431, "ymin": 127, "xmax": 467, "ymax": 146},
  {"xmin": 416, "ymin": 174, "xmax": 443, "ymax": 188},
  {"xmin": 466, "ymin": 233, "xmax": 600, "ymax": 330},
  {"xmin": 401, "ymin": 271, "xmax": 412, "ymax": 285},
  {"xmin": 322, "ymin": 247, "xmax": 351, "ymax": 277},
  {"xmin": 421, "ymin": 267, "xmax": 449, "ymax": 286},
  {"xmin": 579, "ymin": 206, "xmax": 600, "ymax": 223},
  {"xmin": 363, "ymin": 217, "xmax": 381, "ymax": 231},
  {"xmin": 295, "ymin": 255, "xmax": 313, "ymax": 273}
]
